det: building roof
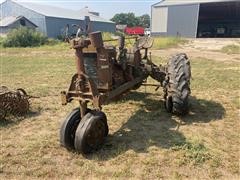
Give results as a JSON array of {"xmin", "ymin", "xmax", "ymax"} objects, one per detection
[
  {"xmin": 0, "ymin": 15, "xmax": 37, "ymax": 27},
  {"xmin": 153, "ymin": 0, "xmax": 237, "ymax": 7},
  {"xmin": 79, "ymin": 7, "xmax": 100, "ymax": 17},
  {"xmin": 10, "ymin": 0, "xmax": 113, "ymax": 23}
]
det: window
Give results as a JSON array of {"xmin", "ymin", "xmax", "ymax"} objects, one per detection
[{"xmin": 20, "ymin": 19, "xmax": 26, "ymax": 26}]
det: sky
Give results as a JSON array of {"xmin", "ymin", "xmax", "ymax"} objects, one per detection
[{"xmin": 0, "ymin": 0, "xmax": 161, "ymax": 19}]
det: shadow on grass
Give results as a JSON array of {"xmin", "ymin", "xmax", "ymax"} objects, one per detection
[
  {"xmin": 0, "ymin": 110, "xmax": 41, "ymax": 128},
  {"xmin": 183, "ymin": 96, "xmax": 226, "ymax": 123},
  {"xmin": 88, "ymin": 91, "xmax": 225, "ymax": 160}
]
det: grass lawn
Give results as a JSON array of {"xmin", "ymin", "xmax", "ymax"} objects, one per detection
[{"xmin": 0, "ymin": 44, "xmax": 239, "ymax": 179}]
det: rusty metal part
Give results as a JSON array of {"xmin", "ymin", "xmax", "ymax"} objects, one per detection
[
  {"xmin": 89, "ymin": 31, "xmax": 104, "ymax": 48},
  {"xmin": 75, "ymin": 48, "xmax": 86, "ymax": 77},
  {"xmin": 62, "ymin": 32, "xmax": 165, "ymax": 110},
  {"xmin": 0, "ymin": 86, "xmax": 30, "ymax": 119}
]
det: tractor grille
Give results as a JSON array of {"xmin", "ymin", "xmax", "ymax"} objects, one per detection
[{"xmin": 84, "ymin": 56, "xmax": 98, "ymax": 84}]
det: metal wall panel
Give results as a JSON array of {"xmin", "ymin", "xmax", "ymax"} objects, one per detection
[
  {"xmin": 45, "ymin": 17, "xmax": 115, "ymax": 38},
  {"xmin": 45, "ymin": 16, "xmax": 84, "ymax": 38},
  {"xmin": 167, "ymin": 4, "xmax": 199, "ymax": 37},
  {"xmin": 91, "ymin": 21, "xmax": 116, "ymax": 33},
  {"xmin": 0, "ymin": 27, "xmax": 9, "ymax": 34},
  {"xmin": 151, "ymin": 7, "xmax": 168, "ymax": 33},
  {"xmin": 0, "ymin": 21, "xmax": 36, "ymax": 34},
  {"xmin": 8, "ymin": 20, "xmax": 37, "ymax": 29}
]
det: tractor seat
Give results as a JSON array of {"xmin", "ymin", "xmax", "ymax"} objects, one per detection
[{"xmin": 135, "ymin": 37, "xmax": 154, "ymax": 50}]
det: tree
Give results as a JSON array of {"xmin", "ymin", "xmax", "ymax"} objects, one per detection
[
  {"xmin": 111, "ymin": 13, "xmax": 128, "ymax": 25},
  {"xmin": 139, "ymin": 14, "xmax": 150, "ymax": 28},
  {"xmin": 111, "ymin": 13, "xmax": 150, "ymax": 28}
]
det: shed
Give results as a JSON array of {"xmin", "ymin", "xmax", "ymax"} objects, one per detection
[
  {"xmin": 0, "ymin": 16, "xmax": 37, "ymax": 35},
  {"xmin": 151, "ymin": 0, "xmax": 240, "ymax": 38}
]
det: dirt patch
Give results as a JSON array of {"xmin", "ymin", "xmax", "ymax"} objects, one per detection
[{"xmin": 151, "ymin": 38, "xmax": 240, "ymax": 62}]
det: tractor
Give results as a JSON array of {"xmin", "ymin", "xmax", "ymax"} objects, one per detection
[{"xmin": 60, "ymin": 19, "xmax": 191, "ymax": 154}]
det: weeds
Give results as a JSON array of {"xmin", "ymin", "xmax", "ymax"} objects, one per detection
[
  {"xmin": 2, "ymin": 27, "xmax": 48, "ymax": 47},
  {"xmin": 102, "ymin": 32, "xmax": 187, "ymax": 49},
  {"xmin": 172, "ymin": 139, "xmax": 212, "ymax": 166},
  {"xmin": 152, "ymin": 36, "xmax": 187, "ymax": 49},
  {"xmin": 221, "ymin": 44, "xmax": 240, "ymax": 54}
]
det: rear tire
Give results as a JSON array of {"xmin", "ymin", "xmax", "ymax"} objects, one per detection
[
  {"xmin": 74, "ymin": 110, "xmax": 108, "ymax": 154},
  {"xmin": 164, "ymin": 53, "xmax": 191, "ymax": 115}
]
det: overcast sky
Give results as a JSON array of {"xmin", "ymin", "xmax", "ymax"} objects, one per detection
[{"xmin": 0, "ymin": 0, "xmax": 160, "ymax": 19}]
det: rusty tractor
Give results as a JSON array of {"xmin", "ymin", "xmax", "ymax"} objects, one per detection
[{"xmin": 60, "ymin": 25, "xmax": 191, "ymax": 154}]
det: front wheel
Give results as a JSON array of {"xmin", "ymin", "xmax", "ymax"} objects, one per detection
[
  {"xmin": 74, "ymin": 110, "xmax": 108, "ymax": 154},
  {"xmin": 60, "ymin": 108, "xmax": 81, "ymax": 150},
  {"xmin": 164, "ymin": 53, "xmax": 191, "ymax": 115}
]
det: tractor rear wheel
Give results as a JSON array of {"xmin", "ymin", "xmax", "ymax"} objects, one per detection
[
  {"xmin": 164, "ymin": 53, "xmax": 191, "ymax": 115},
  {"xmin": 74, "ymin": 110, "xmax": 108, "ymax": 154}
]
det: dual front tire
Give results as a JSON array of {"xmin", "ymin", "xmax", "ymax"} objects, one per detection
[{"xmin": 60, "ymin": 108, "xmax": 108, "ymax": 154}]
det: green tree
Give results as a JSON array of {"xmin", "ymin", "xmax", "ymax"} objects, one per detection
[
  {"xmin": 111, "ymin": 13, "xmax": 149, "ymax": 27},
  {"xmin": 111, "ymin": 13, "xmax": 128, "ymax": 25},
  {"xmin": 139, "ymin": 14, "xmax": 150, "ymax": 28}
]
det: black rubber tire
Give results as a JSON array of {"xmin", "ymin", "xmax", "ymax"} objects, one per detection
[
  {"xmin": 74, "ymin": 110, "xmax": 108, "ymax": 154},
  {"xmin": 164, "ymin": 53, "xmax": 191, "ymax": 115},
  {"xmin": 164, "ymin": 96, "xmax": 173, "ymax": 113},
  {"xmin": 60, "ymin": 108, "xmax": 81, "ymax": 150}
]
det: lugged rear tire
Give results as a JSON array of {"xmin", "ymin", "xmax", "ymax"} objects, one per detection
[{"xmin": 164, "ymin": 53, "xmax": 191, "ymax": 115}]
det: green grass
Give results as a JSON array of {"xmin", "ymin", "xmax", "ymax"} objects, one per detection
[
  {"xmin": 171, "ymin": 138, "xmax": 212, "ymax": 166},
  {"xmin": 0, "ymin": 36, "xmax": 5, "ymax": 47},
  {"xmin": 221, "ymin": 44, "xmax": 240, "ymax": 54},
  {"xmin": 1, "ymin": 32, "xmax": 185, "ymax": 50},
  {"xmin": 0, "ymin": 44, "xmax": 239, "ymax": 179},
  {"xmin": 102, "ymin": 32, "xmax": 187, "ymax": 49},
  {"xmin": 152, "ymin": 36, "xmax": 187, "ymax": 49}
]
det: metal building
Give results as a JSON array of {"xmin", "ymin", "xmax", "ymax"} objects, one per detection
[
  {"xmin": 0, "ymin": 16, "xmax": 37, "ymax": 35},
  {"xmin": 0, "ymin": 0, "xmax": 115, "ymax": 38},
  {"xmin": 151, "ymin": 0, "xmax": 240, "ymax": 38}
]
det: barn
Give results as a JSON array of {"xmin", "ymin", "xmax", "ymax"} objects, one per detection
[
  {"xmin": 151, "ymin": 0, "xmax": 240, "ymax": 38},
  {"xmin": 0, "ymin": 16, "xmax": 37, "ymax": 35},
  {"xmin": 0, "ymin": 0, "xmax": 115, "ymax": 38}
]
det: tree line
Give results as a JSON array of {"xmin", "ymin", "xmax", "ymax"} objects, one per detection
[{"xmin": 111, "ymin": 13, "xmax": 150, "ymax": 28}]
